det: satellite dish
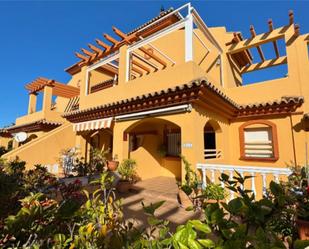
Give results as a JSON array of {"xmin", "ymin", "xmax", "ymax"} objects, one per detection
[{"xmin": 14, "ymin": 132, "xmax": 28, "ymax": 142}]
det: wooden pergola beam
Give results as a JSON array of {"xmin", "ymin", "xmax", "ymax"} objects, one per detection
[
  {"xmin": 227, "ymin": 25, "xmax": 288, "ymax": 54},
  {"xmin": 139, "ymin": 47, "xmax": 167, "ymax": 68},
  {"xmin": 103, "ymin": 33, "xmax": 120, "ymax": 46},
  {"xmin": 132, "ymin": 52, "xmax": 159, "ymax": 71},
  {"xmin": 268, "ymin": 19, "xmax": 280, "ymax": 58},
  {"xmin": 250, "ymin": 25, "xmax": 265, "ymax": 62},
  {"xmin": 26, "ymin": 77, "xmax": 80, "ymax": 98},
  {"xmin": 95, "ymin": 38, "xmax": 111, "ymax": 51},
  {"xmin": 112, "ymin": 26, "xmax": 127, "ymax": 40},
  {"xmin": 75, "ymin": 52, "xmax": 90, "ymax": 62},
  {"xmin": 100, "ymin": 64, "xmax": 118, "ymax": 75},
  {"xmin": 81, "ymin": 48, "xmax": 96, "ymax": 60},
  {"xmin": 132, "ymin": 60, "xmax": 151, "ymax": 74},
  {"xmin": 88, "ymin": 43, "xmax": 104, "ymax": 56},
  {"xmin": 232, "ymin": 33, "xmax": 252, "ymax": 66},
  {"xmin": 131, "ymin": 66, "xmax": 143, "ymax": 76},
  {"xmin": 241, "ymin": 56, "xmax": 287, "ymax": 74}
]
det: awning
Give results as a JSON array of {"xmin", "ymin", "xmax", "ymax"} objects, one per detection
[{"xmin": 73, "ymin": 117, "xmax": 113, "ymax": 132}]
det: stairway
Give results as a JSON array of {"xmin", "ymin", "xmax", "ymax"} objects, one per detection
[{"xmin": 2, "ymin": 123, "xmax": 76, "ymax": 170}]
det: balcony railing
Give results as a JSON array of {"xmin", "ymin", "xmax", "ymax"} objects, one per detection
[
  {"xmin": 204, "ymin": 149, "xmax": 222, "ymax": 159},
  {"xmin": 196, "ymin": 163, "xmax": 292, "ymax": 199}
]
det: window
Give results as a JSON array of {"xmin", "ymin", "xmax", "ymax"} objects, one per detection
[
  {"xmin": 244, "ymin": 127, "xmax": 273, "ymax": 158},
  {"xmin": 204, "ymin": 124, "xmax": 217, "ymax": 159},
  {"xmin": 203, "ymin": 121, "xmax": 222, "ymax": 159},
  {"xmin": 239, "ymin": 120, "xmax": 279, "ymax": 161},
  {"xmin": 166, "ymin": 132, "xmax": 181, "ymax": 156}
]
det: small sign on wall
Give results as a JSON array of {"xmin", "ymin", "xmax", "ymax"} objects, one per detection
[{"xmin": 183, "ymin": 143, "xmax": 193, "ymax": 148}]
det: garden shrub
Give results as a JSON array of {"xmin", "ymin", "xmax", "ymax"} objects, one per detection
[{"xmin": 1, "ymin": 160, "xmax": 309, "ymax": 248}]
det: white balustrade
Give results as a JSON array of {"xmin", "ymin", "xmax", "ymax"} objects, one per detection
[{"xmin": 196, "ymin": 163, "xmax": 292, "ymax": 199}]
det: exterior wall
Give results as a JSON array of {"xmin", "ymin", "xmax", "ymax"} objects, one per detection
[
  {"xmin": 76, "ymin": 28, "xmax": 237, "ymax": 111},
  {"xmin": 228, "ymin": 114, "xmax": 306, "ymax": 167},
  {"xmin": 0, "ymin": 137, "xmax": 12, "ymax": 149},
  {"xmin": 79, "ymin": 61, "xmax": 206, "ymax": 109},
  {"xmin": 2, "ymin": 123, "xmax": 75, "ymax": 170}
]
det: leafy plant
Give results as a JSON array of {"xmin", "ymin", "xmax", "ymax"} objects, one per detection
[
  {"xmin": 0, "ymin": 146, "xmax": 8, "ymax": 157},
  {"xmin": 118, "ymin": 159, "xmax": 137, "ymax": 182},
  {"xmin": 89, "ymin": 148, "xmax": 109, "ymax": 174},
  {"xmin": 23, "ymin": 164, "xmax": 58, "ymax": 193},
  {"xmin": 179, "ymin": 156, "xmax": 199, "ymax": 197},
  {"xmin": 203, "ymin": 183, "xmax": 226, "ymax": 201}
]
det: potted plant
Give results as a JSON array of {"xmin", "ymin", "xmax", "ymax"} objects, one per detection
[
  {"xmin": 107, "ymin": 154, "xmax": 119, "ymax": 171},
  {"xmin": 116, "ymin": 159, "xmax": 137, "ymax": 193},
  {"xmin": 90, "ymin": 148, "xmax": 108, "ymax": 173}
]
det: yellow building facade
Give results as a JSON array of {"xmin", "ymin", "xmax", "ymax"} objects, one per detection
[{"xmin": 1, "ymin": 3, "xmax": 309, "ymax": 196}]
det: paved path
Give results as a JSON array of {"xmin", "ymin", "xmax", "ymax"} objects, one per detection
[{"xmin": 118, "ymin": 176, "xmax": 201, "ymax": 231}]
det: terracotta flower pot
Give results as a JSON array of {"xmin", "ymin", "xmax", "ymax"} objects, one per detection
[
  {"xmin": 296, "ymin": 219, "xmax": 309, "ymax": 240},
  {"xmin": 178, "ymin": 189, "xmax": 193, "ymax": 209},
  {"xmin": 117, "ymin": 181, "xmax": 132, "ymax": 193},
  {"xmin": 107, "ymin": 160, "xmax": 119, "ymax": 171}
]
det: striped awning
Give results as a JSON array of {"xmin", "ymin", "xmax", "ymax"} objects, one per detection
[{"xmin": 73, "ymin": 117, "xmax": 113, "ymax": 132}]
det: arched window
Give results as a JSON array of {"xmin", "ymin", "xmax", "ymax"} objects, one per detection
[
  {"xmin": 239, "ymin": 120, "xmax": 279, "ymax": 161},
  {"xmin": 204, "ymin": 121, "xmax": 221, "ymax": 159}
]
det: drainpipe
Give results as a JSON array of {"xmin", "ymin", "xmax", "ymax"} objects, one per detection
[{"xmin": 289, "ymin": 114, "xmax": 298, "ymax": 167}]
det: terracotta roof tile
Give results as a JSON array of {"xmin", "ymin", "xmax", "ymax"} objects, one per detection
[
  {"xmin": 63, "ymin": 78, "xmax": 239, "ymax": 119},
  {"xmin": 7, "ymin": 119, "xmax": 62, "ymax": 132},
  {"xmin": 63, "ymin": 78, "xmax": 304, "ymax": 121},
  {"xmin": 239, "ymin": 96, "xmax": 304, "ymax": 110},
  {"xmin": 126, "ymin": 8, "xmax": 180, "ymax": 35}
]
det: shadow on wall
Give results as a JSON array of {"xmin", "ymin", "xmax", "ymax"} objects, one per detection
[{"xmin": 125, "ymin": 118, "xmax": 182, "ymax": 180}]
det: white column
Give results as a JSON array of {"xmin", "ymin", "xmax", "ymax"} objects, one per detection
[
  {"xmin": 185, "ymin": 11, "xmax": 193, "ymax": 62},
  {"xmin": 202, "ymin": 168, "xmax": 207, "ymax": 189},
  {"xmin": 274, "ymin": 174, "xmax": 280, "ymax": 183},
  {"xmin": 262, "ymin": 173, "xmax": 267, "ymax": 195},
  {"xmin": 229, "ymin": 170, "xmax": 234, "ymax": 200},
  {"xmin": 211, "ymin": 169, "xmax": 215, "ymax": 183},
  {"xmin": 85, "ymin": 70, "xmax": 89, "ymax": 96},
  {"xmin": 251, "ymin": 172, "xmax": 256, "ymax": 196}
]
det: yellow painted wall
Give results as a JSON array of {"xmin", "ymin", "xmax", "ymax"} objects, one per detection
[
  {"xmin": 0, "ymin": 137, "xmax": 11, "ymax": 149},
  {"xmin": 2, "ymin": 123, "xmax": 76, "ymax": 169}
]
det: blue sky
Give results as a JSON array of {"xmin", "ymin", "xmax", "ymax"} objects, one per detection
[{"xmin": 0, "ymin": 1, "xmax": 308, "ymax": 127}]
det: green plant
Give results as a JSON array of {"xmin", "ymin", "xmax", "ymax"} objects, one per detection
[
  {"xmin": 89, "ymin": 148, "xmax": 109, "ymax": 173},
  {"xmin": 73, "ymin": 158, "xmax": 89, "ymax": 176},
  {"xmin": 0, "ymin": 146, "xmax": 8, "ymax": 157},
  {"xmin": 23, "ymin": 164, "xmax": 58, "ymax": 193},
  {"xmin": 203, "ymin": 183, "xmax": 226, "ymax": 201},
  {"xmin": 179, "ymin": 156, "xmax": 199, "ymax": 196},
  {"xmin": 118, "ymin": 159, "xmax": 137, "ymax": 182},
  {"xmin": 288, "ymin": 167, "xmax": 309, "ymax": 221}
]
